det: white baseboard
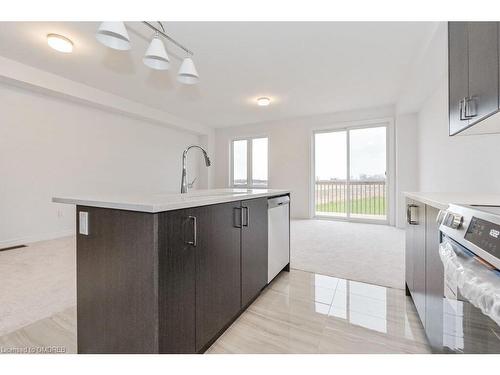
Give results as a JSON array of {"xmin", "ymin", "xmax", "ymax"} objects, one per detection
[{"xmin": 0, "ymin": 229, "xmax": 75, "ymax": 249}]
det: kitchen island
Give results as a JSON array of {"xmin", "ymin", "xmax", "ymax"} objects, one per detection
[{"xmin": 53, "ymin": 189, "xmax": 290, "ymax": 354}]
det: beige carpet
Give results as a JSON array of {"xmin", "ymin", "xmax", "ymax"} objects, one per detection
[
  {"xmin": 0, "ymin": 236, "xmax": 76, "ymax": 336},
  {"xmin": 291, "ymin": 220, "xmax": 405, "ymax": 289}
]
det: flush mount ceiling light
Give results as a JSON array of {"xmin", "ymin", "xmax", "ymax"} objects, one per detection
[
  {"xmin": 96, "ymin": 21, "xmax": 198, "ymax": 84},
  {"xmin": 257, "ymin": 97, "xmax": 271, "ymax": 106},
  {"xmin": 47, "ymin": 34, "xmax": 73, "ymax": 53},
  {"xmin": 96, "ymin": 22, "xmax": 131, "ymax": 51}
]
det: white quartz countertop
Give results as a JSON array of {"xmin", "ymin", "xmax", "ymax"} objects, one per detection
[
  {"xmin": 404, "ymin": 192, "xmax": 500, "ymax": 210},
  {"xmin": 53, "ymin": 189, "xmax": 290, "ymax": 213}
]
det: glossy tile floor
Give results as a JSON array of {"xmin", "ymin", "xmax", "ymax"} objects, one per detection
[
  {"xmin": 207, "ymin": 270, "xmax": 431, "ymax": 353},
  {"xmin": 0, "ymin": 268, "xmax": 431, "ymax": 354}
]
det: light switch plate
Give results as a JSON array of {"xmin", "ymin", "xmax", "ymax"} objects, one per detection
[{"xmin": 79, "ymin": 211, "xmax": 89, "ymax": 235}]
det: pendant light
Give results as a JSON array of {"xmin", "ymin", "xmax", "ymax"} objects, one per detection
[
  {"xmin": 95, "ymin": 22, "xmax": 199, "ymax": 84},
  {"xmin": 143, "ymin": 33, "xmax": 170, "ymax": 70},
  {"xmin": 177, "ymin": 57, "xmax": 199, "ymax": 85},
  {"xmin": 96, "ymin": 22, "xmax": 131, "ymax": 51}
]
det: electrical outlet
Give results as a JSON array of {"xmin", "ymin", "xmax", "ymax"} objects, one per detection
[{"xmin": 57, "ymin": 209, "xmax": 64, "ymax": 218}]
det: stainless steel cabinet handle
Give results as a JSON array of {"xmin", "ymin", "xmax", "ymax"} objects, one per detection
[
  {"xmin": 242, "ymin": 206, "xmax": 249, "ymax": 227},
  {"xmin": 407, "ymin": 204, "xmax": 418, "ymax": 225},
  {"xmin": 187, "ymin": 215, "xmax": 197, "ymax": 246},
  {"xmin": 234, "ymin": 207, "xmax": 242, "ymax": 228},
  {"xmin": 465, "ymin": 96, "xmax": 478, "ymax": 118},
  {"xmin": 459, "ymin": 97, "xmax": 469, "ymax": 120}
]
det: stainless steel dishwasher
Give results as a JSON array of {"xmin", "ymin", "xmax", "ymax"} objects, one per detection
[{"xmin": 268, "ymin": 195, "xmax": 290, "ymax": 283}]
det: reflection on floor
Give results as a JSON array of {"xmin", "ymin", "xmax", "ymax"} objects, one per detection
[
  {"xmin": 207, "ymin": 270, "xmax": 430, "ymax": 353},
  {"xmin": 0, "ymin": 269, "xmax": 430, "ymax": 354}
]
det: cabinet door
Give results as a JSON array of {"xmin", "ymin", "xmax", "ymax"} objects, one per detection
[
  {"xmin": 468, "ymin": 22, "xmax": 499, "ymax": 125},
  {"xmin": 193, "ymin": 202, "xmax": 242, "ymax": 351},
  {"xmin": 405, "ymin": 199, "xmax": 415, "ymax": 295},
  {"xmin": 449, "ymin": 22, "xmax": 469, "ymax": 135},
  {"xmin": 425, "ymin": 205, "xmax": 444, "ymax": 352},
  {"xmin": 241, "ymin": 198, "xmax": 268, "ymax": 307},
  {"xmin": 412, "ymin": 202, "xmax": 427, "ymax": 328},
  {"xmin": 158, "ymin": 209, "xmax": 196, "ymax": 353}
]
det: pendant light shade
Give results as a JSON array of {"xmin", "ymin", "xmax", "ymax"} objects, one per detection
[
  {"xmin": 177, "ymin": 57, "xmax": 199, "ymax": 84},
  {"xmin": 143, "ymin": 36, "xmax": 170, "ymax": 70},
  {"xmin": 96, "ymin": 22, "xmax": 131, "ymax": 51}
]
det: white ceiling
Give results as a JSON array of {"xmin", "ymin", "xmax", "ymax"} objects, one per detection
[{"xmin": 0, "ymin": 22, "xmax": 435, "ymax": 128}]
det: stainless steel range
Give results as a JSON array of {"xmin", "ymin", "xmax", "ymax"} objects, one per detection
[
  {"xmin": 439, "ymin": 205, "xmax": 500, "ymax": 269},
  {"xmin": 437, "ymin": 204, "xmax": 500, "ymax": 353}
]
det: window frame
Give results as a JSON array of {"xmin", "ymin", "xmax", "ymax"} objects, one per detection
[
  {"xmin": 230, "ymin": 135, "xmax": 269, "ymax": 188},
  {"xmin": 310, "ymin": 118, "xmax": 393, "ymax": 225}
]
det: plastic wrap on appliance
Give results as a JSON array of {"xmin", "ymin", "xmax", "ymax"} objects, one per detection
[{"xmin": 439, "ymin": 241, "xmax": 500, "ymax": 327}]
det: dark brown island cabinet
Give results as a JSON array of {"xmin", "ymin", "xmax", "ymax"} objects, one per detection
[{"xmin": 75, "ymin": 195, "xmax": 289, "ymax": 354}]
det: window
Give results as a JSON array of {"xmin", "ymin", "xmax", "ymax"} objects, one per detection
[
  {"xmin": 231, "ymin": 137, "xmax": 268, "ymax": 188},
  {"xmin": 313, "ymin": 125, "xmax": 387, "ymax": 221}
]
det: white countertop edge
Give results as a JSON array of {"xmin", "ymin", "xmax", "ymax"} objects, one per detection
[
  {"xmin": 404, "ymin": 192, "xmax": 500, "ymax": 211},
  {"xmin": 52, "ymin": 189, "xmax": 290, "ymax": 213}
]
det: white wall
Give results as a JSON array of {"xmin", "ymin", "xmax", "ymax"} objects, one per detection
[
  {"xmin": 395, "ymin": 113, "xmax": 418, "ymax": 228},
  {"xmin": 397, "ymin": 21, "xmax": 500, "ymax": 198},
  {"xmin": 214, "ymin": 106, "xmax": 396, "ymax": 220},
  {"xmin": 417, "ymin": 80, "xmax": 500, "ymax": 193},
  {"xmin": 0, "ymin": 83, "xmax": 204, "ymax": 247}
]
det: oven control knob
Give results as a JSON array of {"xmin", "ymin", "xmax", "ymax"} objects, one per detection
[{"xmin": 443, "ymin": 212, "xmax": 463, "ymax": 229}]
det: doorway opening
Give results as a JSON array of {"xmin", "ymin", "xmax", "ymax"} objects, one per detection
[{"xmin": 313, "ymin": 124, "xmax": 388, "ymax": 222}]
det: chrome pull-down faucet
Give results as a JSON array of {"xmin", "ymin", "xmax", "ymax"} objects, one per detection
[{"xmin": 181, "ymin": 145, "xmax": 211, "ymax": 193}]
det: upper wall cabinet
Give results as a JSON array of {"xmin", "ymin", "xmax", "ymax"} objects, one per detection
[{"xmin": 448, "ymin": 22, "xmax": 500, "ymax": 135}]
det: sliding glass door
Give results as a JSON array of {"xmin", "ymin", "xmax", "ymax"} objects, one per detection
[
  {"xmin": 314, "ymin": 130, "xmax": 348, "ymax": 218},
  {"xmin": 314, "ymin": 125, "xmax": 387, "ymax": 221}
]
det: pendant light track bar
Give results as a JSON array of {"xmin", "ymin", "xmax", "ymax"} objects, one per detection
[{"xmin": 142, "ymin": 21, "xmax": 193, "ymax": 56}]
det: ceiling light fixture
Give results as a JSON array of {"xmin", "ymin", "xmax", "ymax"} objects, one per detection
[
  {"xmin": 177, "ymin": 57, "xmax": 199, "ymax": 85},
  {"xmin": 96, "ymin": 22, "xmax": 131, "ymax": 51},
  {"xmin": 143, "ymin": 33, "xmax": 170, "ymax": 70},
  {"xmin": 47, "ymin": 34, "xmax": 73, "ymax": 53},
  {"xmin": 257, "ymin": 97, "xmax": 271, "ymax": 106},
  {"xmin": 95, "ymin": 21, "xmax": 198, "ymax": 84}
]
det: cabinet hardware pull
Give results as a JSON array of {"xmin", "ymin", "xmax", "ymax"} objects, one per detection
[
  {"xmin": 234, "ymin": 207, "xmax": 242, "ymax": 228},
  {"xmin": 186, "ymin": 216, "xmax": 197, "ymax": 246},
  {"xmin": 459, "ymin": 97, "xmax": 467, "ymax": 120},
  {"xmin": 407, "ymin": 204, "xmax": 418, "ymax": 225},
  {"xmin": 243, "ymin": 206, "xmax": 249, "ymax": 227},
  {"xmin": 465, "ymin": 96, "xmax": 478, "ymax": 118}
]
